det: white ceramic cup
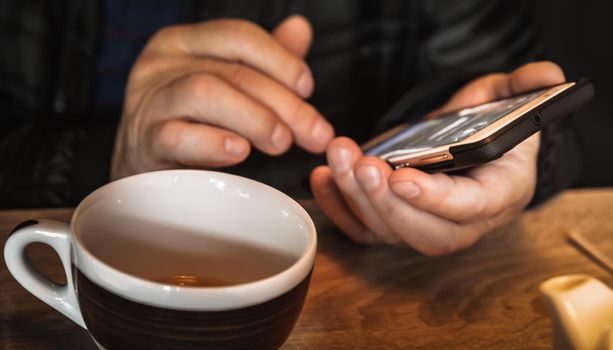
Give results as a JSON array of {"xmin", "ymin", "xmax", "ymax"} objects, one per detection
[{"xmin": 4, "ymin": 170, "xmax": 317, "ymax": 349}]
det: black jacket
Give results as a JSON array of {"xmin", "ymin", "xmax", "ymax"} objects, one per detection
[{"xmin": 0, "ymin": 0, "xmax": 581, "ymax": 208}]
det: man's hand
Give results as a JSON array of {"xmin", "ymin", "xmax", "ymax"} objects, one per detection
[
  {"xmin": 112, "ymin": 16, "xmax": 334, "ymax": 179},
  {"xmin": 310, "ymin": 61, "xmax": 565, "ymax": 255}
]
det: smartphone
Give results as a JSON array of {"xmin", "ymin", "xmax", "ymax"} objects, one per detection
[{"xmin": 362, "ymin": 79, "xmax": 594, "ymax": 172}]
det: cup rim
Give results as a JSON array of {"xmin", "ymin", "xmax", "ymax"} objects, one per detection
[{"xmin": 69, "ymin": 170, "xmax": 317, "ymax": 311}]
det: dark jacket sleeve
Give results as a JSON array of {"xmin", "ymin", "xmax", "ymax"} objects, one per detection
[
  {"xmin": 0, "ymin": 120, "xmax": 116, "ymax": 208},
  {"xmin": 375, "ymin": 0, "xmax": 582, "ymax": 206},
  {"xmin": 0, "ymin": 0, "xmax": 114, "ymax": 209}
]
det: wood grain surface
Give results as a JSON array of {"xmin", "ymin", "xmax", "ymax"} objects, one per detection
[{"xmin": 2, "ymin": 189, "xmax": 613, "ymax": 349}]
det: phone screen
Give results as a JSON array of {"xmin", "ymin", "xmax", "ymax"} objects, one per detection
[{"xmin": 364, "ymin": 88, "xmax": 548, "ymax": 158}]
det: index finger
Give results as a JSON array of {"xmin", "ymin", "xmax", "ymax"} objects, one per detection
[{"xmin": 149, "ymin": 19, "xmax": 313, "ymax": 98}]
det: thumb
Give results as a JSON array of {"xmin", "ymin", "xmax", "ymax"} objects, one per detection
[{"xmin": 272, "ymin": 15, "xmax": 313, "ymax": 58}]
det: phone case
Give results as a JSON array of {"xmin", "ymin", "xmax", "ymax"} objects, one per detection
[{"xmin": 416, "ymin": 79, "xmax": 594, "ymax": 172}]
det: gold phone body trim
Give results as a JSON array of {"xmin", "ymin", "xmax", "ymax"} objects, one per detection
[{"xmin": 370, "ymin": 82, "xmax": 575, "ymax": 169}]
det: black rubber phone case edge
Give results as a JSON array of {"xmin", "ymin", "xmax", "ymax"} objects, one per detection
[{"xmin": 417, "ymin": 79, "xmax": 594, "ymax": 172}]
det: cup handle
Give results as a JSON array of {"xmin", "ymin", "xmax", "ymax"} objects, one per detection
[{"xmin": 4, "ymin": 219, "xmax": 86, "ymax": 329}]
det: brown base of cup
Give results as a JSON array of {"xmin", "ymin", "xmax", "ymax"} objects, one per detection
[{"xmin": 73, "ymin": 266, "xmax": 311, "ymax": 350}]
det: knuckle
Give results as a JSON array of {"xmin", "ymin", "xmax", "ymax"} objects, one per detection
[
  {"xmin": 250, "ymin": 111, "xmax": 277, "ymax": 137},
  {"xmin": 132, "ymin": 54, "xmax": 157, "ymax": 72},
  {"xmin": 481, "ymin": 73, "xmax": 509, "ymax": 94},
  {"xmin": 303, "ymin": 104, "xmax": 321, "ymax": 128},
  {"xmin": 243, "ymin": 111, "xmax": 283, "ymax": 151},
  {"xmin": 480, "ymin": 189, "xmax": 506, "ymax": 219},
  {"xmin": 128, "ymin": 56, "xmax": 156, "ymax": 84},
  {"xmin": 377, "ymin": 196, "xmax": 401, "ymax": 220},
  {"xmin": 530, "ymin": 60, "xmax": 561, "ymax": 72},
  {"xmin": 456, "ymin": 228, "xmax": 482, "ymax": 251},
  {"xmin": 269, "ymin": 125, "xmax": 293, "ymax": 153},
  {"xmin": 157, "ymin": 121, "xmax": 183, "ymax": 153},
  {"xmin": 288, "ymin": 100, "xmax": 316, "ymax": 127},
  {"xmin": 148, "ymin": 25, "xmax": 182, "ymax": 48},
  {"xmin": 180, "ymin": 73, "xmax": 220, "ymax": 101},
  {"xmin": 257, "ymin": 109, "xmax": 282, "ymax": 134},
  {"xmin": 417, "ymin": 242, "xmax": 453, "ymax": 257},
  {"xmin": 462, "ymin": 198, "xmax": 488, "ymax": 223},
  {"xmin": 224, "ymin": 19, "xmax": 262, "ymax": 40},
  {"xmin": 288, "ymin": 99, "xmax": 306, "ymax": 123},
  {"xmin": 420, "ymin": 178, "xmax": 456, "ymax": 209},
  {"xmin": 482, "ymin": 72, "xmax": 507, "ymax": 84},
  {"xmin": 229, "ymin": 64, "xmax": 251, "ymax": 87},
  {"xmin": 413, "ymin": 227, "xmax": 463, "ymax": 257},
  {"xmin": 289, "ymin": 61, "xmax": 309, "ymax": 87}
]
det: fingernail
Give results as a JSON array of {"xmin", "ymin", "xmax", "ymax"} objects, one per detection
[
  {"xmin": 224, "ymin": 136, "xmax": 247, "ymax": 157},
  {"xmin": 393, "ymin": 181, "xmax": 421, "ymax": 199},
  {"xmin": 328, "ymin": 146, "xmax": 352, "ymax": 175},
  {"xmin": 272, "ymin": 124, "xmax": 290, "ymax": 150},
  {"xmin": 311, "ymin": 120, "xmax": 334, "ymax": 148},
  {"xmin": 355, "ymin": 165, "xmax": 381, "ymax": 192},
  {"xmin": 297, "ymin": 69, "xmax": 314, "ymax": 98}
]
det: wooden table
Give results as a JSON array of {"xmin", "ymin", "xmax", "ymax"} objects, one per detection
[{"xmin": 2, "ymin": 189, "xmax": 613, "ymax": 349}]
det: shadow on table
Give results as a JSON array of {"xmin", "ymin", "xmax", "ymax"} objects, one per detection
[{"xmin": 306, "ymin": 204, "xmax": 584, "ymax": 328}]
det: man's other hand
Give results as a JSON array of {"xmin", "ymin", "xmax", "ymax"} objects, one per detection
[
  {"xmin": 311, "ymin": 61, "xmax": 565, "ymax": 255},
  {"xmin": 112, "ymin": 16, "xmax": 334, "ymax": 179}
]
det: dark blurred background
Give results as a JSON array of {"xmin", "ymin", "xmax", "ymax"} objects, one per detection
[
  {"xmin": 0, "ymin": 0, "xmax": 610, "ymax": 211},
  {"xmin": 530, "ymin": 0, "xmax": 613, "ymax": 187}
]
